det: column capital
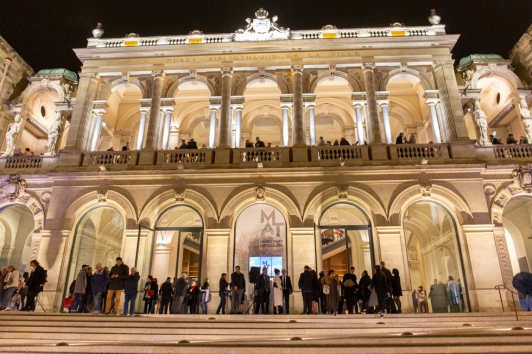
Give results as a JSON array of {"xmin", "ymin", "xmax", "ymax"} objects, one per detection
[
  {"xmin": 377, "ymin": 100, "xmax": 389, "ymax": 107},
  {"xmin": 92, "ymin": 100, "xmax": 108, "ymax": 114},
  {"xmin": 230, "ymin": 95, "xmax": 245, "ymax": 105},
  {"xmin": 160, "ymin": 106, "xmax": 174, "ymax": 113},
  {"xmin": 422, "ymin": 89, "xmax": 440, "ymax": 99},
  {"xmin": 291, "ymin": 65, "xmax": 303, "ymax": 74},
  {"xmin": 376, "ymin": 91, "xmax": 389, "ymax": 100},
  {"xmin": 305, "ymin": 101, "xmax": 316, "ymax": 109},
  {"xmin": 351, "ymin": 92, "xmax": 367, "ymax": 101},
  {"xmin": 221, "ymin": 67, "xmax": 233, "ymax": 76},
  {"xmin": 280, "ymin": 93, "xmax": 294, "ymax": 104},
  {"xmin": 231, "ymin": 104, "xmax": 244, "ymax": 111},
  {"xmin": 280, "ymin": 102, "xmax": 292, "ymax": 110},
  {"xmin": 425, "ymin": 97, "xmax": 440, "ymax": 106},
  {"xmin": 209, "ymin": 104, "xmax": 220, "ymax": 111},
  {"xmin": 361, "ymin": 62, "xmax": 375, "ymax": 71},
  {"xmin": 208, "ymin": 96, "xmax": 222, "ymax": 105},
  {"xmin": 139, "ymin": 107, "xmax": 151, "ymax": 114},
  {"xmin": 352, "ymin": 100, "xmax": 365, "ymax": 107},
  {"xmin": 152, "ymin": 70, "xmax": 166, "ymax": 78},
  {"xmin": 160, "ymin": 97, "xmax": 176, "ymax": 108}
]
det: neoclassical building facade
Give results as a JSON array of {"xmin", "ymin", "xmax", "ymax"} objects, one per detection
[{"xmin": 0, "ymin": 10, "xmax": 531, "ymax": 313}]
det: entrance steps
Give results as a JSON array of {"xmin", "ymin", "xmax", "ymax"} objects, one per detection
[{"xmin": 1, "ymin": 312, "xmax": 531, "ymax": 353}]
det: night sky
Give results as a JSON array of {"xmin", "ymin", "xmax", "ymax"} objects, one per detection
[{"xmin": 0, "ymin": 1, "xmax": 530, "ymax": 74}]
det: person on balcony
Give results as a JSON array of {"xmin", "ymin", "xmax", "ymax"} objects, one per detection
[
  {"xmin": 178, "ymin": 139, "xmax": 188, "ymax": 149},
  {"xmin": 255, "ymin": 136, "xmax": 265, "ymax": 148},
  {"xmin": 395, "ymin": 133, "xmax": 405, "ymax": 144},
  {"xmin": 317, "ymin": 136, "xmax": 326, "ymax": 146},
  {"xmin": 244, "ymin": 140, "xmax": 254, "ymax": 148},
  {"xmin": 187, "ymin": 139, "xmax": 198, "ymax": 149},
  {"xmin": 519, "ymin": 136, "xmax": 529, "ymax": 144},
  {"xmin": 121, "ymin": 142, "xmax": 130, "ymax": 151},
  {"xmin": 506, "ymin": 134, "xmax": 517, "ymax": 144},
  {"xmin": 408, "ymin": 134, "xmax": 417, "ymax": 144},
  {"xmin": 333, "ymin": 139, "xmax": 340, "ymax": 146},
  {"xmin": 489, "ymin": 135, "xmax": 501, "ymax": 144},
  {"xmin": 339, "ymin": 137, "xmax": 350, "ymax": 146}
]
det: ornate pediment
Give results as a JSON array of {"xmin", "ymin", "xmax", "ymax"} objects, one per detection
[{"xmin": 234, "ymin": 8, "xmax": 290, "ymax": 42}]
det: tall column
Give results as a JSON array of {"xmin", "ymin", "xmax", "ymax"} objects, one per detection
[
  {"xmin": 0, "ymin": 59, "xmax": 12, "ymax": 102},
  {"xmin": 208, "ymin": 105, "xmax": 218, "ymax": 148},
  {"xmin": 291, "ymin": 65, "xmax": 306, "ymax": 146},
  {"xmin": 426, "ymin": 98, "xmax": 442, "ymax": 143},
  {"xmin": 307, "ymin": 102, "xmax": 316, "ymax": 146},
  {"xmin": 362, "ymin": 63, "xmax": 383, "ymax": 144},
  {"xmin": 233, "ymin": 105, "xmax": 243, "ymax": 148},
  {"xmin": 353, "ymin": 101, "xmax": 365, "ymax": 145},
  {"xmin": 144, "ymin": 70, "xmax": 165, "ymax": 149},
  {"xmin": 378, "ymin": 100, "xmax": 392, "ymax": 144},
  {"xmin": 63, "ymin": 73, "xmax": 99, "ymax": 152},
  {"xmin": 281, "ymin": 104, "xmax": 290, "ymax": 147},
  {"xmin": 90, "ymin": 108, "xmax": 106, "ymax": 151},
  {"xmin": 218, "ymin": 67, "xmax": 233, "ymax": 148},
  {"xmin": 136, "ymin": 108, "xmax": 149, "ymax": 150},
  {"xmin": 433, "ymin": 61, "xmax": 469, "ymax": 140},
  {"xmin": 161, "ymin": 107, "xmax": 173, "ymax": 150}
]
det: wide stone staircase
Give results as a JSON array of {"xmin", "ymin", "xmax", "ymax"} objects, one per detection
[{"xmin": 1, "ymin": 312, "xmax": 532, "ymax": 353}]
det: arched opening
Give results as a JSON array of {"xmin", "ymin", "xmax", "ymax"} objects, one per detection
[
  {"xmin": 317, "ymin": 203, "xmax": 373, "ymax": 280},
  {"xmin": 102, "ymin": 84, "xmax": 142, "ymax": 151},
  {"xmin": 234, "ymin": 203, "xmax": 287, "ymax": 311},
  {"xmin": 251, "ymin": 117, "xmax": 281, "ymax": 147},
  {"xmin": 403, "ymin": 201, "xmax": 469, "ymax": 313},
  {"xmin": 315, "ymin": 116, "xmax": 343, "ymax": 145},
  {"xmin": 502, "ymin": 197, "xmax": 532, "ymax": 275},
  {"xmin": 174, "ymin": 81, "xmax": 212, "ymax": 149},
  {"xmin": 0, "ymin": 204, "xmax": 34, "ymax": 271},
  {"xmin": 150, "ymin": 205, "xmax": 204, "ymax": 285},
  {"xmin": 65, "ymin": 206, "xmax": 125, "ymax": 312},
  {"xmin": 190, "ymin": 119, "xmax": 211, "ymax": 149}
]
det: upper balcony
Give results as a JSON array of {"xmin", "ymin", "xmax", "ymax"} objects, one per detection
[{"xmin": 1, "ymin": 143, "xmax": 530, "ymax": 175}]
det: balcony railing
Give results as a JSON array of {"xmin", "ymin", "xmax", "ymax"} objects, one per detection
[{"xmin": 3, "ymin": 142, "xmax": 532, "ymax": 174}]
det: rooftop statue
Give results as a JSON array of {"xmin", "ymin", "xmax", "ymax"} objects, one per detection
[{"xmin": 234, "ymin": 8, "xmax": 290, "ymax": 41}]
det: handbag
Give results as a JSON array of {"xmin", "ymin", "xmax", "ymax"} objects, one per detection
[
  {"xmin": 147, "ymin": 289, "xmax": 155, "ymax": 297},
  {"xmin": 368, "ymin": 285, "xmax": 378, "ymax": 307},
  {"xmin": 323, "ymin": 284, "xmax": 330, "ymax": 295},
  {"xmin": 63, "ymin": 297, "xmax": 73, "ymax": 309}
]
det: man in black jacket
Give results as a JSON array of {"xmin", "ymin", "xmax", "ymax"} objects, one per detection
[
  {"xmin": 230, "ymin": 266, "xmax": 246, "ymax": 314},
  {"xmin": 187, "ymin": 139, "xmax": 198, "ymax": 149},
  {"xmin": 298, "ymin": 265, "xmax": 313, "ymax": 314},
  {"xmin": 380, "ymin": 261, "xmax": 396, "ymax": 313},
  {"xmin": 104, "ymin": 257, "xmax": 129, "ymax": 315},
  {"xmin": 254, "ymin": 267, "xmax": 270, "ymax": 314},
  {"xmin": 255, "ymin": 136, "xmax": 265, "ymax": 148},
  {"xmin": 343, "ymin": 266, "xmax": 358, "ymax": 314},
  {"xmin": 280, "ymin": 268, "xmax": 292, "ymax": 314},
  {"xmin": 159, "ymin": 277, "xmax": 174, "ymax": 314},
  {"xmin": 172, "ymin": 273, "xmax": 188, "ymax": 314},
  {"xmin": 121, "ymin": 267, "xmax": 140, "ymax": 316}
]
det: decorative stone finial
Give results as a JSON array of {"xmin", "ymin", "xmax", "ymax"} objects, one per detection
[
  {"xmin": 125, "ymin": 33, "xmax": 140, "ymax": 38},
  {"xmin": 428, "ymin": 9, "xmax": 441, "ymax": 25},
  {"xmin": 92, "ymin": 23, "xmax": 104, "ymax": 38}
]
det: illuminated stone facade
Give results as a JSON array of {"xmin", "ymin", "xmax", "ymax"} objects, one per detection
[{"xmin": 0, "ymin": 11, "xmax": 531, "ymax": 314}]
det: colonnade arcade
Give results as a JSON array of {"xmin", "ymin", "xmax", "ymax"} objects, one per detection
[{"xmin": 69, "ymin": 63, "xmax": 459, "ymax": 154}]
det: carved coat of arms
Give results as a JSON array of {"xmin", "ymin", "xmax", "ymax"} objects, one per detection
[{"xmin": 234, "ymin": 8, "xmax": 290, "ymax": 41}]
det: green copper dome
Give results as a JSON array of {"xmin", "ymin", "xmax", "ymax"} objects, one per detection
[
  {"xmin": 35, "ymin": 68, "xmax": 78, "ymax": 82},
  {"xmin": 458, "ymin": 54, "xmax": 504, "ymax": 69}
]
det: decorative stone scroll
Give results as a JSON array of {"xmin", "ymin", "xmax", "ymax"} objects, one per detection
[{"xmin": 3, "ymin": 175, "xmax": 26, "ymax": 201}]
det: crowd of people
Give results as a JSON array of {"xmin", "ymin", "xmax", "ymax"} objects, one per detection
[
  {"xmin": 0, "ymin": 260, "xmax": 46, "ymax": 312},
  {"xmin": 489, "ymin": 133, "xmax": 529, "ymax": 145},
  {"xmin": 413, "ymin": 276, "xmax": 465, "ymax": 313}
]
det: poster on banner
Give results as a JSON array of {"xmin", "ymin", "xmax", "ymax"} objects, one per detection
[{"xmin": 234, "ymin": 204, "xmax": 286, "ymax": 277}]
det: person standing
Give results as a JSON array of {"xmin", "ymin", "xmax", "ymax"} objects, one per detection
[
  {"xmin": 72, "ymin": 264, "xmax": 88, "ymax": 313},
  {"xmin": 104, "ymin": 257, "xmax": 129, "ymax": 315},
  {"xmin": 143, "ymin": 275, "xmax": 156, "ymax": 314},
  {"xmin": 327, "ymin": 270, "xmax": 340, "ymax": 316},
  {"xmin": 342, "ymin": 267, "xmax": 358, "ymax": 314},
  {"xmin": 199, "ymin": 278, "xmax": 210, "ymax": 314},
  {"xmin": 187, "ymin": 281, "xmax": 200, "ymax": 314},
  {"xmin": 23, "ymin": 260, "xmax": 46, "ymax": 312},
  {"xmin": 280, "ymin": 269, "xmax": 292, "ymax": 314},
  {"xmin": 298, "ymin": 265, "xmax": 313, "ymax": 315},
  {"xmin": 447, "ymin": 276, "xmax": 460, "ymax": 313},
  {"xmin": 255, "ymin": 136, "xmax": 265, "ymax": 148},
  {"xmin": 159, "ymin": 277, "xmax": 173, "ymax": 314},
  {"xmin": 380, "ymin": 261, "xmax": 395, "ymax": 313},
  {"xmin": 372, "ymin": 265, "xmax": 388, "ymax": 317},
  {"xmin": 359, "ymin": 270, "xmax": 371, "ymax": 313},
  {"xmin": 428, "ymin": 279, "xmax": 448, "ymax": 313},
  {"xmin": 391, "ymin": 268, "xmax": 403, "ymax": 314},
  {"xmin": 172, "ymin": 273, "xmax": 189, "ymax": 314},
  {"xmin": 91, "ymin": 263, "xmax": 108, "ymax": 314},
  {"xmin": 272, "ymin": 269, "xmax": 283, "ymax": 315},
  {"xmin": 318, "ymin": 271, "xmax": 326, "ymax": 314},
  {"xmin": 18, "ymin": 272, "xmax": 29, "ymax": 311},
  {"xmin": 2, "ymin": 265, "xmax": 19, "ymax": 311},
  {"xmin": 311, "ymin": 269, "xmax": 320, "ymax": 314},
  {"xmin": 255, "ymin": 267, "xmax": 270, "ymax": 314},
  {"xmin": 418, "ymin": 286, "xmax": 428, "ymax": 313},
  {"xmin": 230, "ymin": 266, "xmax": 246, "ymax": 314},
  {"xmin": 122, "ymin": 267, "xmax": 140, "ymax": 316},
  {"xmin": 395, "ymin": 133, "xmax": 404, "ymax": 145},
  {"xmin": 216, "ymin": 273, "xmax": 229, "ymax": 314}
]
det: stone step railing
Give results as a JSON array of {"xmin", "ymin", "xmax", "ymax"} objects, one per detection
[{"xmin": 156, "ymin": 149, "xmax": 213, "ymax": 167}]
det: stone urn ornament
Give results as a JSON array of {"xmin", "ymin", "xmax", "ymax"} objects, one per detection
[
  {"xmin": 428, "ymin": 9, "xmax": 441, "ymax": 25},
  {"xmin": 92, "ymin": 23, "xmax": 104, "ymax": 38}
]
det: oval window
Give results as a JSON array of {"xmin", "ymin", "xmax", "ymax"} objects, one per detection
[
  {"xmin": 40, "ymin": 106, "xmax": 46, "ymax": 117},
  {"xmin": 496, "ymin": 92, "xmax": 501, "ymax": 105}
]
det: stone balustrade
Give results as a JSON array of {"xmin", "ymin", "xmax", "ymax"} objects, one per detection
[{"xmin": 3, "ymin": 143, "xmax": 532, "ymax": 174}]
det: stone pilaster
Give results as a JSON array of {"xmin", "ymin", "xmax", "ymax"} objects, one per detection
[
  {"xmin": 218, "ymin": 67, "xmax": 233, "ymax": 148},
  {"xmin": 362, "ymin": 63, "xmax": 383, "ymax": 144},
  {"xmin": 144, "ymin": 70, "xmax": 165, "ymax": 149},
  {"xmin": 291, "ymin": 65, "xmax": 306, "ymax": 146}
]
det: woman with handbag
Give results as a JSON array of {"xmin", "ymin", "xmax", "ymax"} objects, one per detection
[
  {"xmin": 143, "ymin": 275, "xmax": 156, "ymax": 314},
  {"xmin": 199, "ymin": 278, "xmax": 210, "ymax": 314},
  {"xmin": 187, "ymin": 281, "xmax": 200, "ymax": 314},
  {"xmin": 321, "ymin": 271, "xmax": 331, "ymax": 314},
  {"xmin": 216, "ymin": 273, "xmax": 228, "ymax": 314},
  {"xmin": 273, "ymin": 269, "xmax": 283, "ymax": 314}
]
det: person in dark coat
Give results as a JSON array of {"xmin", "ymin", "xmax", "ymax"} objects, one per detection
[
  {"xmin": 429, "ymin": 279, "xmax": 448, "ymax": 313},
  {"xmin": 342, "ymin": 267, "xmax": 358, "ymax": 314},
  {"xmin": 311, "ymin": 269, "xmax": 320, "ymax": 315},
  {"xmin": 105, "ymin": 257, "xmax": 129, "ymax": 315},
  {"xmin": 143, "ymin": 275, "xmax": 156, "ymax": 314},
  {"xmin": 23, "ymin": 260, "xmax": 46, "ymax": 312},
  {"xmin": 254, "ymin": 267, "xmax": 270, "ymax": 314},
  {"xmin": 327, "ymin": 270, "xmax": 340, "ymax": 316},
  {"xmin": 159, "ymin": 277, "xmax": 173, "ymax": 314},
  {"xmin": 178, "ymin": 139, "xmax": 188, "ymax": 149},
  {"xmin": 339, "ymin": 137, "xmax": 350, "ymax": 146},
  {"xmin": 359, "ymin": 270, "xmax": 371, "ymax": 313},
  {"xmin": 298, "ymin": 265, "xmax": 314, "ymax": 314},
  {"xmin": 391, "ymin": 268, "xmax": 403, "ymax": 313},
  {"xmin": 395, "ymin": 133, "xmax": 405, "ymax": 144},
  {"xmin": 91, "ymin": 263, "xmax": 108, "ymax": 313},
  {"xmin": 187, "ymin": 139, "xmax": 198, "ymax": 149},
  {"xmin": 372, "ymin": 265, "xmax": 388, "ymax": 317},
  {"xmin": 150, "ymin": 278, "xmax": 159, "ymax": 313},
  {"xmin": 187, "ymin": 281, "xmax": 200, "ymax": 314},
  {"xmin": 255, "ymin": 136, "xmax": 265, "ymax": 148},
  {"xmin": 380, "ymin": 261, "xmax": 395, "ymax": 313},
  {"xmin": 216, "ymin": 273, "xmax": 229, "ymax": 314},
  {"xmin": 318, "ymin": 271, "xmax": 326, "ymax": 314},
  {"xmin": 172, "ymin": 273, "xmax": 189, "ymax": 314},
  {"xmin": 280, "ymin": 269, "xmax": 292, "ymax": 314},
  {"xmin": 122, "ymin": 267, "xmax": 140, "ymax": 316}
]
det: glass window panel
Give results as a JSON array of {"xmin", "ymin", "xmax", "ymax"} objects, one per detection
[{"xmin": 403, "ymin": 201, "xmax": 468, "ymax": 313}]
